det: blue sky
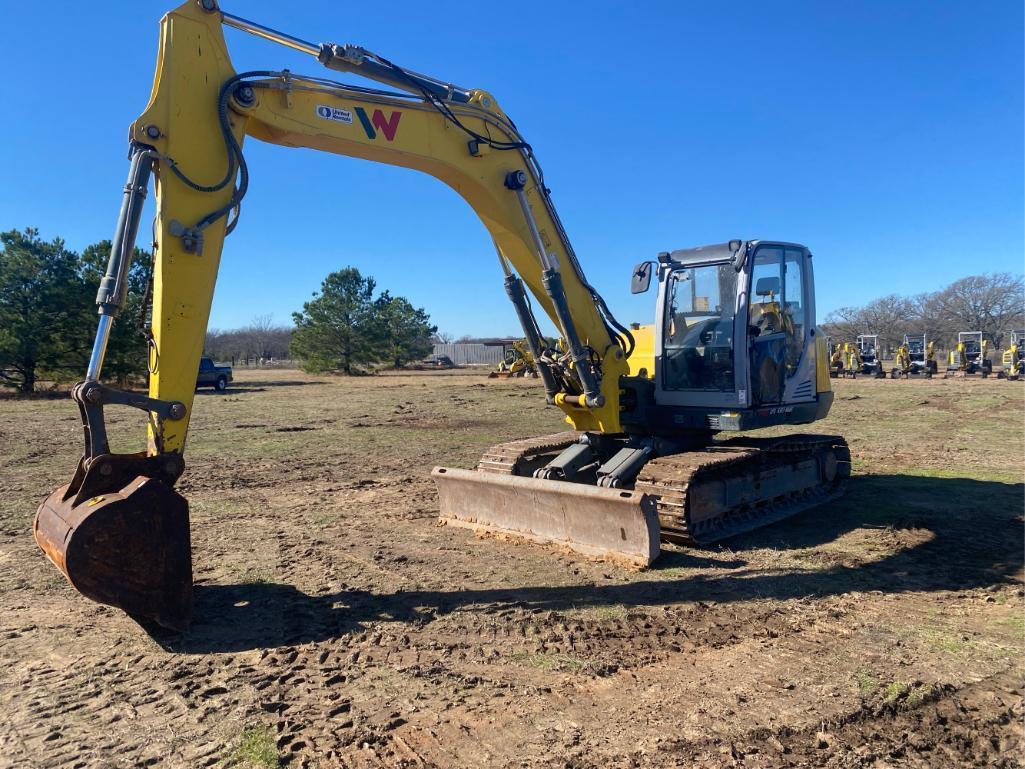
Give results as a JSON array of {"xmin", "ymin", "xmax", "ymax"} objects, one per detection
[{"xmin": 1, "ymin": 1, "xmax": 1021, "ymax": 337}]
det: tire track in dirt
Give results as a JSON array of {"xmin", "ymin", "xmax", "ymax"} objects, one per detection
[
  {"xmin": 4, "ymin": 373, "xmax": 1021, "ymax": 767},
  {"xmin": 0, "ymin": 620, "xmax": 259, "ymax": 768},
  {"xmin": 651, "ymin": 668, "xmax": 1024, "ymax": 769},
  {"xmin": 181, "ymin": 528, "xmax": 877, "ymax": 766}
]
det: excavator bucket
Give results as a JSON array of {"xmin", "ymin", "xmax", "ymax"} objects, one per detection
[
  {"xmin": 34, "ymin": 472, "xmax": 192, "ymax": 631},
  {"xmin": 432, "ymin": 467, "xmax": 660, "ymax": 566}
]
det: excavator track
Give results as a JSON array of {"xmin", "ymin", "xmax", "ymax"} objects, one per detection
[
  {"xmin": 469, "ymin": 431, "xmax": 850, "ymax": 548},
  {"xmin": 477, "ymin": 431, "xmax": 581, "ymax": 475},
  {"xmin": 634, "ymin": 434, "xmax": 850, "ymax": 545}
]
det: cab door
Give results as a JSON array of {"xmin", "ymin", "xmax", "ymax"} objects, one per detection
[
  {"xmin": 746, "ymin": 244, "xmax": 816, "ymax": 407},
  {"xmin": 748, "ymin": 246, "xmax": 787, "ymax": 405},
  {"xmin": 653, "ymin": 260, "xmax": 744, "ymax": 411}
]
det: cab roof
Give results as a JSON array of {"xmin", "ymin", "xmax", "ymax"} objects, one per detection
[{"xmin": 666, "ymin": 240, "xmax": 810, "ymax": 267}]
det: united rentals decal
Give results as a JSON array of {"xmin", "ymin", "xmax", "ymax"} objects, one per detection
[
  {"xmin": 315, "ymin": 105, "xmax": 353, "ymax": 124},
  {"xmin": 315, "ymin": 105, "xmax": 402, "ymax": 141}
]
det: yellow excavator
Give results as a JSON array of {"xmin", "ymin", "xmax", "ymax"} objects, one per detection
[
  {"xmin": 999, "ymin": 330, "xmax": 1025, "ymax": 381},
  {"xmin": 488, "ymin": 339, "xmax": 539, "ymax": 379},
  {"xmin": 944, "ymin": 332, "xmax": 992, "ymax": 378},
  {"xmin": 35, "ymin": 2, "xmax": 849, "ymax": 630}
]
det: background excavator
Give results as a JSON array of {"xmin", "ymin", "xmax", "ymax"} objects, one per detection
[
  {"xmin": 999, "ymin": 330, "xmax": 1024, "ymax": 380},
  {"xmin": 855, "ymin": 334, "xmax": 886, "ymax": 378},
  {"xmin": 891, "ymin": 334, "xmax": 936, "ymax": 378},
  {"xmin": 945, "ymin": 331, "xmax": 992, "ymax": 378},
  {"xmin": 34, "ymin": 1, "xmax": 848, "ymax": 631},
  {"xmin": 488, "ymin": 340, "xmax": 540, "ymax": 379}
]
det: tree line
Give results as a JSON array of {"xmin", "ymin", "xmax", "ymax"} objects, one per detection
[
  {"xmin": 0, "ymin": 228, "xmax": 151, "ymax": 392},
  {"xmin": 205, "ymin": 271, "xmax": 441, "ymax": 370},
  {"xmin": 205, "ymin": 315, "xmax": 294, "ymax": 365},
  {"xmin": 11, "ymin": 223, "xmax": 1014, "ymax": 391},
  {"xmin": 1, "ymin": 228, "xmax": 437, "ymax": 392},
  {"xmin": 822, "ymin": 272, "xmax": 1024, "ymax": 352}
]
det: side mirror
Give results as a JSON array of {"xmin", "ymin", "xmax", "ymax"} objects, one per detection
[
  {"xmin": 729, "ymin": 239, "xmax": 747, "ymax": 272},
  {"xmin": 631, "ymin": 261, "xmax": 653, "ymax": 294}
]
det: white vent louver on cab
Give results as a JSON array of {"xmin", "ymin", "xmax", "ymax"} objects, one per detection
[{"xmin": 793, "ymin": 379, "xmax": 813, "ymax": 398}]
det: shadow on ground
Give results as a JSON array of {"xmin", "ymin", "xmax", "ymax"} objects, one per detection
[{"xmin": 157, "ymin": 473, "xmax": 1023, "ymax": 653}]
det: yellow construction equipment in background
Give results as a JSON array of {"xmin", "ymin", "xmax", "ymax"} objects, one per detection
[
  {"xmin": 488, "ymin": 340, "xmax": 539, "ymax": 379},
  {"xmin": 999, "ymin": 330, "xmax": 1025, "ymax": 380},
  {"xmin": 828, "ymin": 341, "xmax": 845, "ymax": 378},
  {"xmin": 843, "ymin": 342, "xmax": 862, "ymax": 378},
  {"xmin": 945, "ymin": 332, "xmax": 992, "ymax": 378},
  {"xmin": 890, "ymin": 334, "xmax": 936, "ymax": 378},
  {"xmin": 855, "ymin": 335, "xmax": 886, "ymax": 378},
  {"xmin": 891, "ymin": 342, "xmax": 912, "ymax": 378}
]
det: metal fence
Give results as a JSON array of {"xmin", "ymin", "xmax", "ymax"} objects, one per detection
[{"xmin": 432, "ymin": 343, "xmax": 506, "ymax": 366}]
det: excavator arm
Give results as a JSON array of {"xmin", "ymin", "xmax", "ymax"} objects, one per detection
[
  {"xmin": 34, "ymin": 1, "xmax": 635, "ymax": 629},
  {"xmin": 136, "ymin": 1, "xmax": 629, "ymax": 454}
]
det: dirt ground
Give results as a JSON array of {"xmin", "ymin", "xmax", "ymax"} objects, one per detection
[{"xmin": 0, "ymin": 369, "xmax": 1022, "ymax": 768}]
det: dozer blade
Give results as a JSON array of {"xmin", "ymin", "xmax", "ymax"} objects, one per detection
[
  {"xmin": 34, "ymin": 475, "xmax": 192, "ymax": 631},
  {"xmin": 433, "ymin": 466, "xmax": 660, "ymax": 566}
]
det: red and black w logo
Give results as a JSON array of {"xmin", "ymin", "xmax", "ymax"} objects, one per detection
[{"xmin": 355, "ymin": 107, "xmax": 401, "ymax": 141}]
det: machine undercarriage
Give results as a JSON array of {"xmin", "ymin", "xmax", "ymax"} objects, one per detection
[{"xmin": 435, "ymin": 430, "xmax": 850, "ymax": 565}]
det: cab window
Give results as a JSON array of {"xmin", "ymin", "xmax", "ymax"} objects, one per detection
[
  {"xmin": 662, "ymin": 263, "xmax": 738, "ymax": 391},
  {"xmin": 749, "ymin": 247, "xmax": 806, "ymax": 373},
  {"xmin": 783, "ymin": 248, "xmax": 806, "ymax": 370},
  {"xmin": 749, "ymin": 247, "xmax": 784, "ymax": 336}
]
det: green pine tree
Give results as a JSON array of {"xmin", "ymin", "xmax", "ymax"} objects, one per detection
[
  {"xmin": 375, "ymin": 292, "xmax": 437, "ymax": 368},
  {"xmin": 290, "ymin": 268, "xmax": 383, "ymax": 374},
  {"xmin": 79, "ymin": 240, "xmax": 153, "ymax": 387},
  {"xmin": 0, "ymin": 228, "xmax": 89, "ymax": 392}
]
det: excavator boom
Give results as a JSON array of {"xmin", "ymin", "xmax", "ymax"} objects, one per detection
[{"xmin": 34, "ymin": 2, "xmax": 637, "ymax": 628}]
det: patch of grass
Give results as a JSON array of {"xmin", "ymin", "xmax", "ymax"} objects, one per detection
[
  {"xmin": 995, "ymin": 616, "xmax": 1025, "ymax": 631},
  {"xmin": 919, "ymin": 627, "xmax": 968, "ymax": 654},
  {"xmin": 905, "ymin": 686, "xmax": 929, "ymax": 708},
  {"xmin": 908, "ymin": 466, "xmax": 1023, "ymax": 485},
  {"xmin": 225, "ymin": 725, "xmax": 280, "ymax": 769},
  {"xmin": 511, "ymin": 651, "xmax": 586, "ymax": 672},
  {"xmin": 883, "ymin": 681, "xmax": 908, "ymax": 704},
  {"xmin": 855, "ymin": 670, "xmax": 879, "ymax": 695},
  {"xmin": 220, "ymin": 564, "xmax": 273, "ymax": 585},
  {"xmin": 562, "ymin": 604, "xmax": 627, "ymax": 622}
]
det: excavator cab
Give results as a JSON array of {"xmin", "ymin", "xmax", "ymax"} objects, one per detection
[{"xmin": 650, "ymin": 241, "xmax": 822, "ymax": 423}]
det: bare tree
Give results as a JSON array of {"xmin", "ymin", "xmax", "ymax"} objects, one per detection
[
  {"xmin": 857, "ymin": 294, "xmax": 918, "ymax": 351},
  {"xmin": 248, "ymin": 313, "xmax": 275, "ymax": 361},
  {"xmin": 822, "ymin": 273, "xmax": 1024, "ymax": 354},
  {"xmin": 206, "ymin": 323, "xmax": 293, "ymax": 364},
  {"xmin": 929, "ymin": 273, "xmax": 1025, "ymax": 348},
  {"xmin": 821, "ymin": 306, "xmax": 862, "ymax": 345}
]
